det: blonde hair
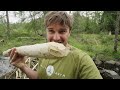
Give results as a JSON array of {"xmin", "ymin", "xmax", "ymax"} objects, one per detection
[{"xmin": 44, "ymin": 11, "xmax": 73, "ymax": 30}]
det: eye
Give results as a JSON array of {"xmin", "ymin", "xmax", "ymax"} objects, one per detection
[
  {"xmin": 59, "ymin": 29, "xmax": 66, "ymax": 34},
  {"xmin": 48, "ymin": 30, "xmax": 55, "ymax": 34}
]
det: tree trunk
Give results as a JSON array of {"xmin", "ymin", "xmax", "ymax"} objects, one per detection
[
  {"xmin": 114, "ymin": 11, "xmax": 120, "ymax": 52},
  {"xmin": 29, "ymin": 11, "xmax": 40, "ymax": 36},
  {"xmin": 6, "ymin": 11, "xmax": 10, "ymax": 38}
]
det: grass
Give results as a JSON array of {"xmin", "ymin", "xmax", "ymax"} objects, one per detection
[
  {"xmin": 69, "ymin": 33, "xmax": 120, "ymax": 61},
  {"xmin": 0, "ymin": 32, "xmax": 46, "ymax": 55}
]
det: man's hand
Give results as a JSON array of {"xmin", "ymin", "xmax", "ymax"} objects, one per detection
[
  {"xmin": 8, "ymin": 48, "xmax": 39, "ymax": 79},
  {"xmin": 9, "ymin": 48, "xmax": 26, "ymax": 69}
]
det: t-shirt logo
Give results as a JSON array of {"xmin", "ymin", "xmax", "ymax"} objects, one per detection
[{"xmin": 46, "ymin": 65, "xmax": 54, "ymax": 76}]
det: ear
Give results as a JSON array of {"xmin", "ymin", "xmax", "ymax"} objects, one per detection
[{"xmin": 68, "ymin": 30, "xmax": 71, "ymax": 37}]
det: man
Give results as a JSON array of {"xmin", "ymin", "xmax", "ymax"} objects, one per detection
[{"xmin": 9, "ymin": 11, "xmax": 102, "ymax": 79}]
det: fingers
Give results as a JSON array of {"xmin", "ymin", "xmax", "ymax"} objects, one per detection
[
  {"xmin": 10, "ymin": 52, "xmax": 26, "ymax": 68},
  {"xmin": 9, "ymin": 48, "xmax": 16, "ymax": 59},
  {"xmin": 10, "ymin": 50, "xmax": 25, "ymax": 65},
  {"xmin": 8, "ymin": 48, "xmax": 25, "ymax": 68},
  {"xmin": 9, "ymin": 48, "xmax": 17, "ymax": 63},
  {"xmin": 10, "ymin": 51, "xmax": 18, "ymax": 64}
]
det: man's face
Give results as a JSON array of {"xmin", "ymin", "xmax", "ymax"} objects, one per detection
[{"xmin": 46, "ymin": 23, "xmax": 70, "ymax": 46}]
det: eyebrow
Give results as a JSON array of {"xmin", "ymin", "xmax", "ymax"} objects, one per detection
[
  {"xmin": 47, "ymin": 28, "xmax": 53, "ymax": 30},
  {"xmin": 59, "ymin": 28, "xmax": 67, "ymax": 31},
  {"xmin": 47, "ymin": 26, "xmax": 68, "ymax": 31}
]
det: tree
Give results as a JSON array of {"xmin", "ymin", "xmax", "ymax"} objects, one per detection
[
  {"xmin": 29, "ymin": 11, "xmax": 44, "ymax": 36},
  {"xmin": 99, "ymin": 11, "xmax": 117, "ymax": 34},
  {"xmin": 84, "ymin": 12, "xmax": 90, "ymax": 33},
  {"xmin": 72, "ymin": 11, "xmax": 81, "ymax": 33},
  {"xmin": 114, "ymin": 11, "xmax": 120, "ymax": 52},
  {"xmin": 6, "ymin": 11, "xmax": 10, "ymax": 38}
]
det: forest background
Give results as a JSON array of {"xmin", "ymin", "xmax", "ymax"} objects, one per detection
[{"xmin": 0, "ymin": 11, "xmax": 120, "ymax": 62}]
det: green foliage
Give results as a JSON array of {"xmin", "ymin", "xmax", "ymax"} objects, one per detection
[
  {"xmin": 113, "ymin": 52, "xmax": 120, "ymax": 61},
  {"xmin": 99, "ymin": 11, "xmax": 117, "ymax": 34},
  {"xmin": 72, "ymin": 12, "xmax": 82, "ymax": 33},
  {"xmin": 72, "ymin": 11, "xmax": 102, "ymax": 34},
  {"xmin": 70, "ymin": 34, "xmax": 120, "ymax": 61},
  {"xmin": 0, "ymin": 24, "xmax": 6, "ymax": 37}
]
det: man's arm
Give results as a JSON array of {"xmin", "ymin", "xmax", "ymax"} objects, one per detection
[{"xmin": 19, "ymin": 64, "xmax": 39, "ymax": 79}]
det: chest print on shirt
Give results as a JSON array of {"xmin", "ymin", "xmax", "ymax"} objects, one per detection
[
  {"xmin": 46, "ymin": 65, "xmax": 54, "ymax": 76},
  {"xmin": 40, "ymin": 64, "xmax": 66, "ymax": 78}
]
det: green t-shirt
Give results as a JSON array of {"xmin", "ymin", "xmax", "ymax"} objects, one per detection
[{"xmin": 37, "ymin": 45, "xmax": 103, "ymax": 79}]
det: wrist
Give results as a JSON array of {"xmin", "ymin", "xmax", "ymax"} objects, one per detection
[{"xmin": 18, "ymin": 63, "xmax": 27, "ymax": 70}]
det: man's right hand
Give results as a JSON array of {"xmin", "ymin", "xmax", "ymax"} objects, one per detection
[
  {"xmin": 9, "ymin": 48, "xmax": 26, "ymax": 69},
  {"xmin": 8, "ymin": 48, "xmax": 39, "ymax": 79}
]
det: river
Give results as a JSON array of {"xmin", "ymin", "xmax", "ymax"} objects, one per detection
[{"xmin": 0, "ymin": 55, "xmax": 14, "ymax": 78}]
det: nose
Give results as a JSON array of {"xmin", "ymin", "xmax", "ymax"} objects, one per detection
[{"xmin": 53, "ymin": 33, "xmax": 61, "ymax": 42}]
